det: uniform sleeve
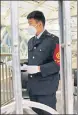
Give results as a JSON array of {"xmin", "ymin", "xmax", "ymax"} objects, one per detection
[{"xmin": 40, "ymin": 40, "xmax": 60, "ymax": 77}]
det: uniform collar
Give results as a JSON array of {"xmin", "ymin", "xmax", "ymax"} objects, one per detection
[
  {"xmin": 35, "ymin": 28, "xmax": 45, "ymax": 39},
  {"xmin": 29, "ymin": 30, "xmax": 49, "ymax": 51}
]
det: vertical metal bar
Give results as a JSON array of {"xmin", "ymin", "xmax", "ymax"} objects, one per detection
[
  {"xmin": 8, "ymin": 65, "xmax": 11, "ymax": 100},
  {"xmin": 10, "ymin": 1, "xmax": 23, "ymax": 114},
  {"xmin": 9, "ymin": 57, "xmax": 13, "ymax": 99},
  {"xmin": 58, "ymin": 1, "xmax": 66, "ymax": 114},
  {"xmin": 77, "ymin": 0, "xmax": 78, "ymax": 114},
  {"xmin": 11, "ymin": 69, "xmax": 14, "ymax": 99},
  {"xmin": 1, "ymin": 64, "xmax": 2, "ymax": 105},
  {"xmin": 7, "ymin": 65, "xmax": 10, "ymax": 101},
  {"xmin": 63, "ymin": 1, "xmax": 73, "ymax": 114},
  {"xmin": 0, "ymin": 64, "xmax": 1, "ymax": 105},
  {"xmin": 6, "ymin": 64, "xmax": 8, "ymax": 101},
  {"xmin": 9, "ymin": 57, "xmax": 14, "ymax": 99},
  {"xmin": 2, "ymin": 63, "xmax": 5, "ymax": 104},
  {"xmin": 5, "ymin": 64, "xmax": 9, "ymax": 102},
  {"xmin": 5, "ymin": 64, "xmax": 7, "ymax": 102}
]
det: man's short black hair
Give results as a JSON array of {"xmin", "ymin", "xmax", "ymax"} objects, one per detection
[{"xmin": 27, "ymin": 11, "xmax": 45, "ymax": 26}]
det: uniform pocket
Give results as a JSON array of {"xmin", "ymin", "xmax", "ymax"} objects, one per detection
[
  {"xmin": 37, "ymin": 47, "xmax": 46, "ymax": 52},
  {"xmin": 39, "ymin": 75, "xmax": 54, "ymax": 81}
]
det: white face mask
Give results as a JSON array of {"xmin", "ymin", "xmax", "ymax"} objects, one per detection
[{"xmin": 27, "ymin": 25, "xmax": 37, "ymax": 37}]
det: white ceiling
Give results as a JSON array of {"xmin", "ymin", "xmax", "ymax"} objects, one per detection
[
  {"xmin": 1, "ymin": 1, "xmax": 77, "ymax": 26},
  {"xmin": 1, "ymin": 1, "xmax": 77, "ymax": 39}
]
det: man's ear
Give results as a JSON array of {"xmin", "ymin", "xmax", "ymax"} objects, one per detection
[{"xmin": 39, "ymin": 21, "xmax": 43, "ymax": 27}]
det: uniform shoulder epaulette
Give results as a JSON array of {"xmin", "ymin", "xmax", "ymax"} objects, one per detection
[
  {"xmin": 46, "ymin": 33, "xmax": 52, "ymax": 37},
  {"xmin": 51, "ymin": 34, "xmax": 58, "ymax": 38},
  {"xmin": 51, "ymin": 34, "xmax": 59, "ymax": 44},
  {"xmin": 48, "ymin": 33, "xmax": 59, "ymax": 44},
  {"xmin": 46, "ymin": 33, "xmax": 57, "ymax": 38}
]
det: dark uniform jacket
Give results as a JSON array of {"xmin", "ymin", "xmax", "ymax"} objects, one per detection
[{"xmin": 27, "ymin": 30, "xmax": 60, "ymax": 95}]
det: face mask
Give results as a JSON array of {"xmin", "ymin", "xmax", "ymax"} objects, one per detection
[{"xmin": 27, "ymin": 25, "xmax": 37, "ymax": 37}]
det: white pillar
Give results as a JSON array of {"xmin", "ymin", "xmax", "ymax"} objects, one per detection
[
  {"xmin": 58, "ymin": 1, "xmax": 73, "ymax": 114},
  {"xmin": 63, "ymin": 1, "xmax": 73, "ymax": 114},
  {"xmin": 10, "ymin": 1, "xmax": 23, "ymax": 114},
  {"xmin": 58, "ymin": 1, "xmax": 66, "ymax": 114}
]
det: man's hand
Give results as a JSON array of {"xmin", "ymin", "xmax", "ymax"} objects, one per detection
[
  {"xmin": 21, "ymin": 64, "xmax": 40, "ymax": 74},
  {"xmin": 27, "ymin": 65, "xmax": 40, "ymax": 74},
  {"xmin": 20, "ymin": 64, "xmax": 28, "ymax": 70},
  {"xmin": 38, "ymin": 66, "xmax": 40, "ymax": 72}
]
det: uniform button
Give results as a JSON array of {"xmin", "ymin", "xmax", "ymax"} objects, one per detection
[
  {"xmin": 40, "ymin": 49, "xmax": 42, "ymax": 51},
  {"xmin": 33, "ymin": 56, "xmax": 35, "ymax": 59},
  {"xmin": 34, "ymin": 47, "xmax": 36, "ymax": 49},
  {"xmin": 30, "ymin": 75, "xmax": 32, "ymax": 78}
]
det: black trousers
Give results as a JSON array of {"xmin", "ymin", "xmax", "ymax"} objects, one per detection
[{"xmin": 29, "ymin": 92, "xmax": 57, "ymax": 115}]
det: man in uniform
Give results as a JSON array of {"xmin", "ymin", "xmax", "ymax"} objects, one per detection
[{"xmin": 25, "ymin": 11, "xmax": 60, "ymax": 114}]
